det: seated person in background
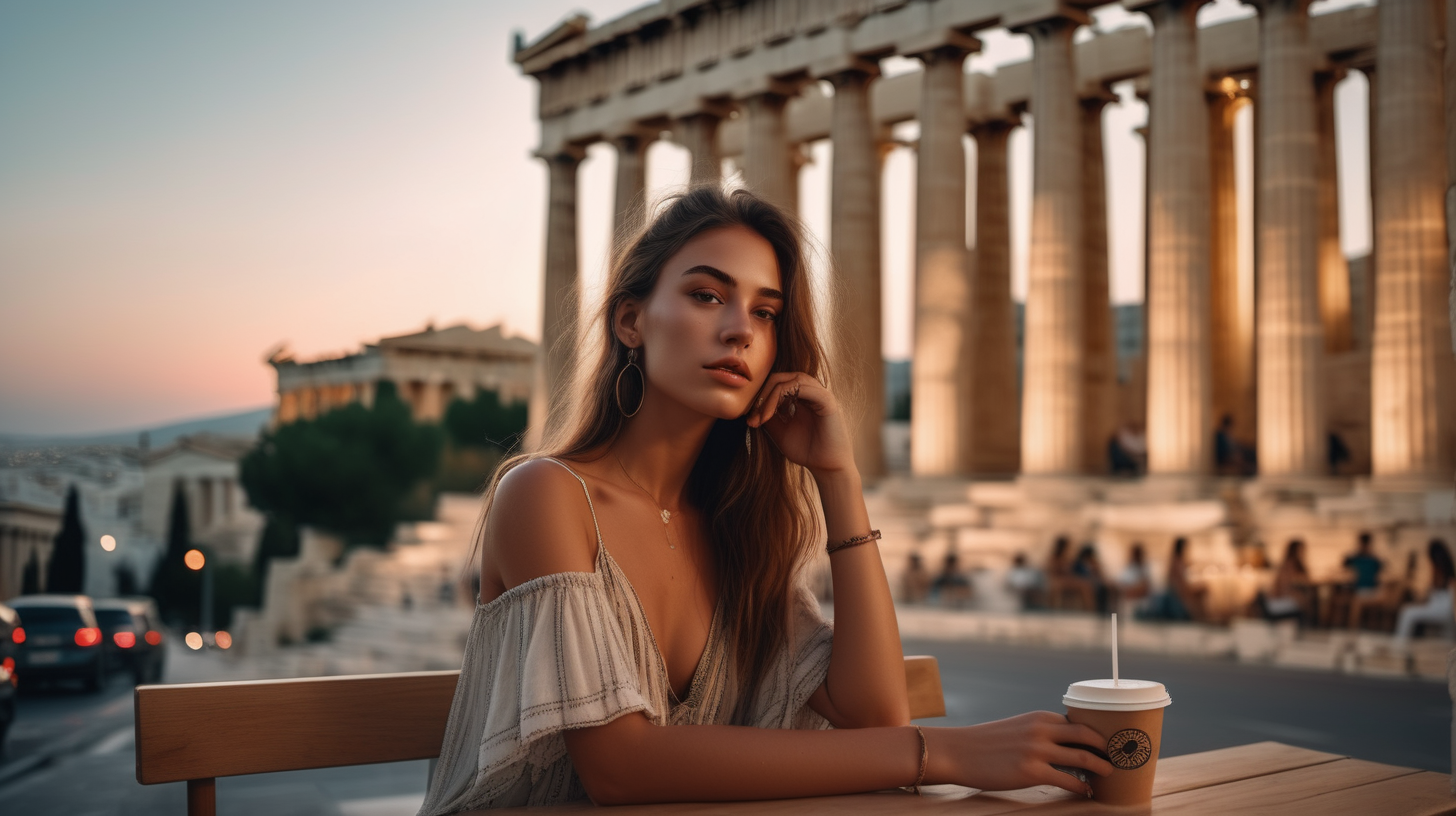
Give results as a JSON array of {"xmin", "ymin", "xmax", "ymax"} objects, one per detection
[
  {"xmin": 1260, "ymin": 539, "xmax": 1312, "ymax": 623},
  {"xmin": 1341, "ymin": 532, "xmax": 1384, "ymax": 627},
  {"xmin": 1108, "ymin": 429, "xmax": 1138, "ymax": 476},
  {"xmin": 901, "ymin": 552, "xmax": 932, "ymax": 604},
  {"xmin": 1046, "ymin": 536, "xmax": 1093, "ymax": 610},
  {"xmin": 1395, "ymin": 539, "xmax": 1454, "ymax": 645},
  {"xmin": 1071, "ymin": 544, "xmax": 1109, "ymax": 614},
  {"xmin": 1005, "ymin": 552, "xmax": 1045, "ymax": 610},
  {"xmin": 1115, "ymin": 543, "xmax": 1153, "ymax": 615},
  {"xmin": 1163, "ymin": 537, "xmax": 1206, "ymax": 621},
  {"xmin": 931, "ymin": 552, "xmax": 972, "ymax": 608}
]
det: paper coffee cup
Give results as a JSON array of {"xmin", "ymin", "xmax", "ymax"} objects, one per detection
[{"xmin": 1064, "ymin": 679, "xmax": 1172, "ymax": 807}]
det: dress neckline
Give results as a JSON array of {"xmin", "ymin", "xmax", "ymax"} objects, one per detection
[{"xmin": 542, "ymin": 456, "xmax": 722, "ymax": 709}]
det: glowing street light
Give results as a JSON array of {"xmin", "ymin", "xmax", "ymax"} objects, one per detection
[
  {"xmin": 100, "ymin": 535, "xmax": 116, "ymax": 552},
  {"xmin": 185, "ymin": 632, "xmax": 203, "ymax": 650},
  {"xmin": 184, "ymin": 548, "xmax": 212, "ymax": 641}
]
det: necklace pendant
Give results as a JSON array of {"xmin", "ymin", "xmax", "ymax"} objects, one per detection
[{"xmin": 661, "ymin": 509, "xmax": 672, "ymax": 524}]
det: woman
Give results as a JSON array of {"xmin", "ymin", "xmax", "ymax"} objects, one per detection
[
  {"xmin": 418, "ymin": 188, "xmax": 1110, "ymax": 812},
  {"xmin": 1262, "ymin": 539, "xmax": 1311, "ymax": 624},
  {"xmin": 1395, "ymin": 539, "xmax": 1454, "ymax": 644},
  {"xmin": 1165, "ymin": 537, "xmax": 1206, "ymax": 621}
]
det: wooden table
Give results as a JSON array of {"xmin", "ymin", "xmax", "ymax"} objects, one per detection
[{"xmin": 482, "ymin": 742, "xmax": 1454, "ymax": 815}]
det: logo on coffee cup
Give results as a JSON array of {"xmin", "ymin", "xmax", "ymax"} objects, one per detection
[{"xmin": 1106, "ymin": 728, "xmax": 1153, "ymax": 770}]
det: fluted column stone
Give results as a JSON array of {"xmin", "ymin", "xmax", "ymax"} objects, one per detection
[
  {"xmin": 1315, "ymin": 71, "xmax": 1354, "ymax": 353},
  {"xmin": 1135, "ymin": 0, "xmax": 1214, "ymax": 476},
  {"xmin": 1208, "ymin": 88, "xmax": 1256, "ymax": 439},
  {"xmin": 970, "ymin": 118, "xmax": 1021, "ymax": 474},
  {"xmin": 612, "ymin": 132, "xmax": 651, "ymax": 249},
  {"xmin": 1253, "ymin": 0, "xmax": 1325, "ymax": 478},
  {"xmin": 1371, "ymin": 0, "xmax": 1453, "ymax": 481},
  {"xmin": 1017, "ymin": 14, "xmax": 1087, "ymax": 476},
  {"xmin": 676, "ymin": 113, "xmax": 722, "ymax": 186},
  {"xmin": 742, "ymin": 91, "xmax": 797, "ymax": 213},
  {"xmin": 827, "ymin": 65, "xmax": 886, "ymax": 480},
  {"xmin": 1081, "ymin": 94, "xmax": 1117, "ymax": 474},
  {"xmin": 910, "ymin": 43, "xmax": 975, "ymax": 476},
  {"xmin": 532, "ymin": 146, "xmax": 586, "ymax": 444}
]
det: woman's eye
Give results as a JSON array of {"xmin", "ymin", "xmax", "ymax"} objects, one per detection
[
  {"xmin": 754, "ymin": 309, "xmax": 778, "ymax": 321},
  {"xmin": 691, "ymin": 290, "xmax": 721, "ymax": 304}
]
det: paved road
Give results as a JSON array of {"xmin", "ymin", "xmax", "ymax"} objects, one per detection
[{"xmin": 0, "ymin": 639, "xmax": 1446, "ymax": 814}]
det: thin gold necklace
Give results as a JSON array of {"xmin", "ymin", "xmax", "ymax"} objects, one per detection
[{"xmin": 615, "ymin": 454, "xmax": 676, "ymax": 550}]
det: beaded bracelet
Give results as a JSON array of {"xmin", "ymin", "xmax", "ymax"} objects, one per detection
[
  {"xmin": 827, "ymin": 528, "xmax": 881, "ymax": 555},
  {"xmin": 908, "ymin": 724, "xmax": 927, "ymax": 795}
]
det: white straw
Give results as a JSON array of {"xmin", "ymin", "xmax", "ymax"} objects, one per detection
[{"xmin": 1112, "ymin": 613, "xmax": 1119, "ymax": 685}]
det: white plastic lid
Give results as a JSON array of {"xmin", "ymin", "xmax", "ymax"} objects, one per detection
[{"xmin": 1063, "ymin": 679, "xmax": 1172, "ymax": 711}]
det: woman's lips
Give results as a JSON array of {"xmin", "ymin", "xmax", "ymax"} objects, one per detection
[{"xmin": 705, "ymin": 366, "xmax": 750, "ymax": 386}]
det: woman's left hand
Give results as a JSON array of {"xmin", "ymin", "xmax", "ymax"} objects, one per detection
[{"xmin": 746, "ymin": 372, "xmax": 856, "ymax": 479}]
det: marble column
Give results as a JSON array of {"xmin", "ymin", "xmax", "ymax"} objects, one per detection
[
  {"xmin": 910, "ymin": 44, "xmax": 974, "ymax": 476},
  {"xmin": 1371, "ymin": 0, "xmax": 1453, "ymax": 481},
  {"xmin": 1315, "ymin": 71, "xmax": 1354, "ymax": 353},
  {"xmin": 1137, "ymin": 0, "xmax": 1213, "ymax": 476},
  {"xmin": 676, "ymin": 113, "xmax": 722, "ymax": 186},
  {"xmin": 1253, "ymin": 0, "xmax": 1325, "ymax": 478},
  {"xmin": 612, "ymin": 132, "xmax": 651, "ymax": 249},
  {"xmin": 742, "ymin": 91, "xmax": 796, "ymax": 213},
  {"xmin": 828, "ymin": 65, "xmax": 886, "ymax": 479},
  {"xmin": 1081, "ymin": 93, "xmax": 1117, "ymax": 475},
  {"xmin": 970, "ymin": 118, "xmax": 1021, "ymax": 474},
  {"xmin": 1208, "ymin": 88, "xmax": 1256, "ymax": 440},
  {"xmin": 535, "ymin": 147, "xmax": 586, "ymax": 439},
  {"xmin": 1018, "ymin": 15, "xmax": 1086, "ymax": 476}
]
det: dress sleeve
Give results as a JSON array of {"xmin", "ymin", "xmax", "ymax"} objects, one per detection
[
  {"xmin": 418, "ymin": 572, "xmax": 655, "ymax": 815},
  {"xmin": 738, "ymin": 581, "xmax": 834, "ymax": 731}
]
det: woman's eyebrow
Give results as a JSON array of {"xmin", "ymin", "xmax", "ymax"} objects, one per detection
[{"xmin": 682, "ymin": 264, "xmax": 784, "ymax": 300}]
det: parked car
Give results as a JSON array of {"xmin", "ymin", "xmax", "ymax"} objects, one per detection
[
  {"xmin": 0, "ymin": 604, "xmax": 18, "ymax": 754},
  {"xmin": 92, "ymin": 598, "xmax": 165, "ymax": 684},
  {"xmin": 8, "ymin": 595, "xmax": 107, "ymax": 692}
]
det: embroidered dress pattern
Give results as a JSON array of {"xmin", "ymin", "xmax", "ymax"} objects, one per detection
[{"xmin": 417, "ymin": 458, "xmax": 834, "ymax": 814}]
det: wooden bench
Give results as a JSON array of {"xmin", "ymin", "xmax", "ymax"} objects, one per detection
[{"xmin": 135, "ymin": 655, "xmax": 947, "ymax": 816}]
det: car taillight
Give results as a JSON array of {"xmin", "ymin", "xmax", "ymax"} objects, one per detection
[
  {"xmin": 113, "ymin": 631, "xmax": 136, "ymax": 648},
  {"xmin": 74, "ymin": 627, "xmax": 101, "ymax": 647},
  {"xmin": 145, "ymin": 630, "xmax": 162, "ymax": 646},
  {"xmin": 1, "ymin": 657, "xmax": 13, "ymax": 672},
  {"xmin": 12, "ymin": 627, "xmax": 24, "ymax": 645}
]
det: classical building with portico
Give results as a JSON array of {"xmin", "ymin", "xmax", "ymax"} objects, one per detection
[{"xmin": 513, "ymin": 0, "xmax": 1456, "ymax": 603}]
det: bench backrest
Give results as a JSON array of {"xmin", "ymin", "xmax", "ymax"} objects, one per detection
[{"xmin": 136, "ymin": 655, "xmax": 945, "ymax": 814}]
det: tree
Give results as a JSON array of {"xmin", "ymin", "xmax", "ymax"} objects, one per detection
[
  {"xmin": 240, "ymin": 380, "xmax": 442, "ymax": 548},
  {"xmin": 149, "ymin": 481, "xmax": 201, "ymax": 627},
  {"xmin": 20, "ymin": 549, "xmax": 41, "ymax": 595},
  {"xmin": 46, "ymin": 485, "xmax": 86, "ymax": 593},
  {"xmin": 114, "ymin": 561, "xmax": 139, "ymax": 596},
  {"xmin": 249, "ymin": 514, "xmax": 299, "ymax": 605},
  {"xmin": 443, "ymin": 389, "xmax": 528, "ymax": 452}
]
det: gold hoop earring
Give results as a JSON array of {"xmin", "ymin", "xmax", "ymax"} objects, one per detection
[{"xmin": 615, "ymin": 348, "xmax": 644, "ymax": 417}]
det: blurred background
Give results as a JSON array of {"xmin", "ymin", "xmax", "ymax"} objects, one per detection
[{"xmin": 1, "ymin": 0, "xmax": 1452, "ymax": 813}]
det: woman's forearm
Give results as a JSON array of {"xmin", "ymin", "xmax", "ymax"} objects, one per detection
[
  {"xmin": 812, "ymin": 469, "xmax": 909, "ymax": 727},
  {"xmin": 564, "ymin": 715, "xmax": 922, "ymax": 805}
]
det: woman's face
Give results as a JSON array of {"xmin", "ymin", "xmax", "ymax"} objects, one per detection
[{"xmin": 629, "ymin": 225, "xmax": 783, "ymax": 421}]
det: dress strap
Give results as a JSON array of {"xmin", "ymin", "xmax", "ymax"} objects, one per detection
[{"xmin": 537, "ymin": 457, "xmax": 605, "ymax": 550}]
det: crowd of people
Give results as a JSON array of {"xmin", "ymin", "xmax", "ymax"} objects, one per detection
[{"xmin": 901, "ymin": 532, "xmax": 1455, "ymax": 645}]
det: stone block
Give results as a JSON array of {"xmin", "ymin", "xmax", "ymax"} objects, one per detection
[
  {"xmin": 1353, "ymin": 652, "xmax": 1411, "ymax": 677},
  {"xmin": 1233, "ymin": 619, "xmax": 1278, "ymax": 662},
  {"xmin": 1273, "ymin": 640, "xmax": 1342, "ymax": 671}
]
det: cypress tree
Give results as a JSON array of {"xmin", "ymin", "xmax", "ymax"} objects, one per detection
[
  {"xmin": 45, "ymin": 485, "xmax": 86, "ymax": 593},
  {"xmin": 148, "ymin": 481, "xmax": 201, "ymax": 626},
  {"xmin": 20, "ymin": 549, "xmax": 41, "ymax": 595}
]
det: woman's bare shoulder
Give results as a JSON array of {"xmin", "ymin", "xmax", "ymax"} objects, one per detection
[{"xmin": 485, "ymin": 458, "xmax": 600, "ymax": 590}]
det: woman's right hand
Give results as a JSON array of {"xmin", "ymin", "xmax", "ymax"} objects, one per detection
[{"xmin": 924, "ymin": 712, "xmax": 1115, "ymax": 797}]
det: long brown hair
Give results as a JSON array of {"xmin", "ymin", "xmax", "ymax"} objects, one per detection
[{"xmin": 480, "ymin": 185, "xmax": 832, "ymax": 715}]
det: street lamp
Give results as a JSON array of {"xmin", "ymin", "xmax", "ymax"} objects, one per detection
[{"xmin": 184, "ymin": 548, "xmax": 212, "ymax": 646}]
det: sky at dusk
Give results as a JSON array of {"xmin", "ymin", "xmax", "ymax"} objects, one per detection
[{"xmin": 0, "ymin": 0, "xmax": 1373, "ymax": 436}]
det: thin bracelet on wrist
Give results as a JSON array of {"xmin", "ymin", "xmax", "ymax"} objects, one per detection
[
  {"xmin": 904, "ymin": 724, "xmax": 927, "ymax": 795},
  {"xmin": 827, "ymin": 528, "xmax": 881, "ymax": 555}
]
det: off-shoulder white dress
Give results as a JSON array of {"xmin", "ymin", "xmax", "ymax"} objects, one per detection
[{"xmin": 417, "ymin": 458, "xmax": 834, "ymax": 814}]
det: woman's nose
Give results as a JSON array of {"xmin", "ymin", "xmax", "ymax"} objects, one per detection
[{"xmin": 720, "ymin": 305, "xmax": 753, "ymax": 347}]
